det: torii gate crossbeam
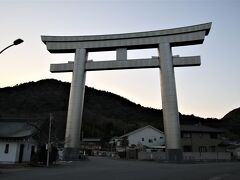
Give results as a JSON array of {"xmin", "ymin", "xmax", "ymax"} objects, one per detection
[
  {"xmin": 41, "ymin": 22, "xmax": 211, "ymax": 162},
  {"xmin": 50, "ymin": 56, "xmax": 200, "ymax": 72}
]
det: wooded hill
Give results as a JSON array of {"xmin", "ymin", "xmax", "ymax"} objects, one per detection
[{"xmin": 0, "ymin": 79, "xmax": 239, "ymax": 141}]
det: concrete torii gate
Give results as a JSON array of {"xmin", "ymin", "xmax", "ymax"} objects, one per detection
[{"xmin": 41, "ymin": 22, "xmax": 211, "ymax": 161}]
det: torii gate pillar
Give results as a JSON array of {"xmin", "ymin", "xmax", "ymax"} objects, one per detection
[
  {"xmin": 41, "ymin": 22, "xmax": 211, "ymax": 162},
  {"xmin": 64, "ymin": 49, "xmax": 87, "ymax": 159},
  {"xmin": 159, "ymin": 43, "xmax": 182, "ymax": 161}
]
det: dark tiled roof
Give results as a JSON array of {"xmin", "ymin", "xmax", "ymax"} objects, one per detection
[
  {"xmin": 0, "ymin": 119, "xmax": 38, "ymax": 138},
  {"xmin": 83, "ymin": 138, "xmax": 101, "ymax": 142},
  {"xmin": 180, "ymin": 124, "xmax": 224, "ymax": 133}
]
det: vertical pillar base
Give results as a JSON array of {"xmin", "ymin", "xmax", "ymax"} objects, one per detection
[
  {"xmin": 166, "ymin": 149, "xmax": 183, "ymax": 162},
  {"xmin": 63, "ymin": 148, "xmax": 81, "ymax": 161}
]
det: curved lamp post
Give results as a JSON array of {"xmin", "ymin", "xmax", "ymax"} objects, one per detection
[{"xmin": 0, "ymin": 39, "xmax": 24, "ymax": 54}]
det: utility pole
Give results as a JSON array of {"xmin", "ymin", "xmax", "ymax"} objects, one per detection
[{"xmin": 46, "ymin": 113, "xmax": 53, "ymax": 167}]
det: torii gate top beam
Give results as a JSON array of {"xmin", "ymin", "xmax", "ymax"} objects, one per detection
[{"xmin": 41, "ymin": 23, "xmax": 211, "ymax": 53}]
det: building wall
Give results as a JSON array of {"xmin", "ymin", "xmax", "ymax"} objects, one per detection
[
  {"xmin": 181, "ymin": 132, "xmax": 225, "ymax": 152},
  {"xmin": 0, "ymin": 141, "xmax": 36, "ymax": 164},
  {"xmin": 127, "ymin": 127, "xmax": 165, "ymax": 147},
  {"xmin": 0, "ymin": 142, "xmax": 18, "ymax": 164},
  {"xmin": 22, "ymin": 143, "xmax": 36, "ymax": 162}
]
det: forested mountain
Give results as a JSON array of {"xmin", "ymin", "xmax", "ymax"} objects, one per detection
[
  {"xmin": 220, "ymin": 107, "xmax": 240, "ymax": 139},
  {"xmin": 0, "ymin": 79, "xmax": 238, "ymax": 141}
]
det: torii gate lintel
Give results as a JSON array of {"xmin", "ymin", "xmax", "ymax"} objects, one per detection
[{"xmin": 50, "ymin": 56, "xmax": 201, "ymax": 73}]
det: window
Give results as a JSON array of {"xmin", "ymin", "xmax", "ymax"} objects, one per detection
[
  {"xmin": 210, "ymin": 146, "xmax": 216, "ymax": 152},
  {"xmin": 183, "ymin": 146, "xmax": 192, "ymax": 152},
  {"xmin": 148, "ymin": 139, "xmax": 153, "ymax": 143},
  {"xmin": 142, "ymin": 138, "xmax": 144, "ymax": 141},
  {"xmin": 4, "ymin": 144, "xmax": 9, "ymax": 154},
  {"xmin": 160, "ymin": 137, "xmax": 163, "ymax": 139},
  {"xmin": 182, "ymin": 133, "xmax": 192, "ymax": 138},
  {"xmin": 210, "ymin": 133, "xmax": 218, "ymax": 139},
  {"xmin": 199, "ymin": 146, "xmax": 207, "ymax": 152},
  {"xmin": 154, "ymin": 138, "xmax": 156, "ymax": 141}
]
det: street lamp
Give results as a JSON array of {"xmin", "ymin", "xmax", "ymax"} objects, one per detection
[{"xmin": 0, "ymin": 38, "xmax": 24, "ymax": 54}]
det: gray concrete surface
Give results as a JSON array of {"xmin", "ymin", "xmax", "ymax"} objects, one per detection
[
  {"xmin": 50, "ymin": 56, "xmax": 200, "ymax": 72},
  {"xmin": 158, "ymin": 43, "xmax": 182, "ymax": 161},
  {"xmin": 1, "ymin": 157, "xmax": 240, "ymax": 180},
  {"xmin": 41, "ymin": 23, "xmax": 211, "ymax": 52},
  {"xmin": 64, "ymin": 48, "xmax": 87, "ymax": 151}
]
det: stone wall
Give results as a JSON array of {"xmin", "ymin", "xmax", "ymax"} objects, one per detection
[{"xmin": 138, "ymin": 151, "xmax": 231, "ymax": 161}]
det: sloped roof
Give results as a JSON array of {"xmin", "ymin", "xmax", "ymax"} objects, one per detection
[
  {"xmin": 0, "ymin": 119, "xmax": 38, "ymax": 138},
  {"xmin": 82, "ymin": 138, "xmax": 101, "ymax": 142},
  {"xmin": 180, "ymin": 124, "xmax": 224, "ymax": 133},
  {"xmin": 120, "ymin": 125, "xmax": 164, "ymax": 138}
]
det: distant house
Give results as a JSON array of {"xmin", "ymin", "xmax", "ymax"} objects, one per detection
[
  {"xmin": 227, "ymin": 145, "xmax": 240, "ymax": 160},
  {"xmin": 0, "ymin": 119, "xmax": 38, "ymax": 164},
  {"xmin": 81, "ymin": 138, "xmax": 102, "ymax": 155},
  {"xmin": 220, "ymin": 140, "xmax": 240, "ymax": 160},
  {"xmin": 112, "ymin": 125, "xmax": 165, "ymax": 159},
  {"xmin": 181, "ymin": 124, "xmax": 225, "ymax": 152},
  {"xmin": 117, "ymin": 125, "xmax": 165, "ymax": 148}
]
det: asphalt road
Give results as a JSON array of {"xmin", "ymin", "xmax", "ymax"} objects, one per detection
[{"xmin": 1, "ymin": 157, "xmax": 240, "ymax": 180}]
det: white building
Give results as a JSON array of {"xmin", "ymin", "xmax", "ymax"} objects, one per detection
[
  {"xmin": 0, "ymin": 119, "xmax": 37, "ymax": 164},
  {"xmin": 119, "ymin": 125, "xmax": 165, "ymax": 148}
]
